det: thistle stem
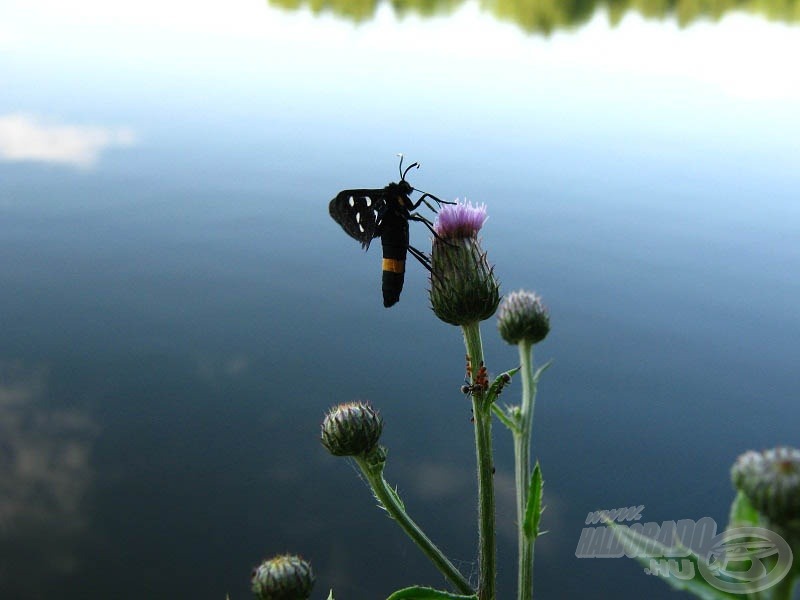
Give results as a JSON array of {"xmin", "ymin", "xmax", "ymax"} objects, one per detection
[
  {"xmin": 354, "ymin": 455, "xmax": 474, "ymax": 595},
  {"xmin": 462, "ymin": 321, "xmax": 496, "ymax": 600},
  {"xmin": 514, "ymin": 340, "xmax": 536, "ymax": 600}
]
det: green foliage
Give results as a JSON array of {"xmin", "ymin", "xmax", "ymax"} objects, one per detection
[
  {"xmin": 385, "ymin": 586, "xmax": 478, "ymax": 600},
  {"xmin": 727, "ymin": 490, "xmax": 762, "ymax": 529},
  {"xmin": 266, "ymin": 0, "xmax": 800, "ymax": 33},
  {"xmin": 485, "ymin": 367, "xmax": 520, "ymax": 407},
  {"xmin": 376, "ymin": 482, "xmax": 407, "ymax": 517},
  {"xmin": 607, "ymin": 522, "xmax": 741, "ymax": 600},
  {"xmin": 522, "ymin": 462, "xmax": 544, "ymax": 540}
]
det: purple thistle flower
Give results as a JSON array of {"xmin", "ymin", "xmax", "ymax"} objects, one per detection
[
  {"xmin": 434, "ymin": 200, "xmax": 488, "ymax": 239},
  {"xmin": 429, "ymin": 200, "xmax": 499, "ymax": 326}
]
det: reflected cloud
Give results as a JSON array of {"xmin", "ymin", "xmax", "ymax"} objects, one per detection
[
  {"xmin": 408, "ymin": 461, "xmax": 472, "ymax": 501},
  {"xmin": 0, "ymin": 113, "xmax": 136, "ymax": 169},
  {"xmin": 195, "ymin": 354, "xmax": 252, "ymax": 380},
  {"xmin": 0, "ymin": 362, "xmax": 97, "ymax": 596},
  {"xmin": 400, "ymin": 459, "xmax": 548, "ymax": 543}
]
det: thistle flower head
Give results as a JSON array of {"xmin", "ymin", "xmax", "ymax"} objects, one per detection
[
  {"xmin": 320, "ymin": 401, "xmax": 383, "ymax": 457},
  {"xmin": 429, "ymin": 200, "xmax": 500, "ymax": 326},
  {"xmin": 251, "ymin": 554, "xmax": 315, "ymax": 600},
  {"xmin": 731, "ymin": 447, "xmax": 800, "ymax": 526},
  {"xmin": 497, "ymin": 290, "xmax": 550, "ymax": 346},
  {"xmin": 434, "ymin": 200, "xmax": 488, "ymax": 239}
]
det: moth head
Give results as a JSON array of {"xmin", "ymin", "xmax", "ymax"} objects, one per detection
[{"xmin": 396, "ymin": 179, "xmax": 413, "ymax": 196}]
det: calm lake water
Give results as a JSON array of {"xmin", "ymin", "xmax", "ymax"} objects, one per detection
[{"xmin": 1, "ymin": 1, "xmax": 799, "ymax": 598}]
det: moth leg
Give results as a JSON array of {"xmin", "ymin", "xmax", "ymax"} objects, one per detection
[
  {"xmin": 411, "ymin": 192, "xmax": 456, "ymax": 212},
  {"xmin": 408, "ymin": 213, "xmax": 453, "ymax": 246},
  {"xmin": 407, "ymin": 244, "xmax": 433, "ymax": 273},
  {"xmin": 408, "ymin": 244, "xmax": 447, "ymax": 284},
  {"xmin": 409, "ymin": 211, "xmax": 433, "ymax": 225}
]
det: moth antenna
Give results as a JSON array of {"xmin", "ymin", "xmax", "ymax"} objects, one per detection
[
  {"xmin": 402, "ymin": 161, "xmax": 419, "ymax": 181},
  {"xmin": 397, "ymin": 153, "xmax": 404, "ymax": 179}
]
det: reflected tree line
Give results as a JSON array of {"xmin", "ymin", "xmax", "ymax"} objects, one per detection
[{"xmin": 268, "ymin": 0, "xmax": 800, "ymax": 33}]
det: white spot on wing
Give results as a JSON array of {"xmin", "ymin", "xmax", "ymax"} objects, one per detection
[
  {"xmin": 348, "ymin": 196, "xmax": 354, "ymax": 207},
  {"xmin": 356, "ymin": 212, "xmax": 361, "ymax": 222},
  {"xmin": 365, "ymin": 197, "xmax": 372, "ymax": 207},
  {"xmin": 358, "ymin": 224, "xmax": 365, "ymax": 233}
]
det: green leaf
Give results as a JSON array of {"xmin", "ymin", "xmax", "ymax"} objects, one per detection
[
  {"xmin": 385, "ymin": 586, "xmax": 477, "ymax": 600},
  {"xmin": 490, "ymin": 402, "xmax": 517, "ymax": 431},
  {"xmin": 485, "ymin": 366, "xmax": 521, "ymax": 406},
  {"xmin": 327, "ymin": 590, "xmax": 335, "ymax": 600},
  {"xmin": 532, "ymin": 360, "xmax": 552, "ymax": 384},
  {"xmin": 606, "ymin": 521, "xmax": 741, "ymax": 600},
  {"xmin": 523, "ymin": 462, "xmax": 544, "ymax": 540},
  {"xmin": 727, "ymin": 490, "xmax": 761, "ymax": 529},
  {"xmin": 376, "ymin": 483, "xmax": 405, "ymax": 516}
]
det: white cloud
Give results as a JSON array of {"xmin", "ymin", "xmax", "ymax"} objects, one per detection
[{"xmin": 0, "ymin": 113, "xmax": 136, "ymax": 168}]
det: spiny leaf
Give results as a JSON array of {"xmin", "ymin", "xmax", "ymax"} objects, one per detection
[
  {"xmin": 606, "ymin": 521, "xmax": 741, "ymax": 600},
  {"xmin": 490, "ymin": 403, "xmax": 517, "ymax": 431},
  {"xmin": 485, "ymin": 367, "xmax": 520, "ymax": 406},
  {"xmin": 523, "ymin": 462, "xmax": 544, "ymax": 540}
]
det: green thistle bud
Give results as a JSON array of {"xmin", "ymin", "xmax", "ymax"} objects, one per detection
[
  {"xmin": 429, "ymin": 200, "xmax": 500, "ymax": 326},
  {"xmin": 321, "ymin": 402, "xmax": 383, "ymax": 457},
  {"xmin": 251, "ymin": 554, "xmax": 315, "ymax": 600},
  {"xmin": 497, "ymin": 290, "xmax": 550, "ymax": 345},
  {"xmin": 731, "ymin": 447, "xmax": 800, "ymax": 526}
]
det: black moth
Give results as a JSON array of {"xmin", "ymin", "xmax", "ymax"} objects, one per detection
[{"xmin": 329, "ymin": 156, "xmax": 452, "ymax": 307}]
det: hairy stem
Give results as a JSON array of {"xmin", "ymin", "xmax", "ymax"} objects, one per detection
[
  {"xmin": 462, "ymin": 321, "xmax": 496, "ymax": 600},
  {"xmin": 514, "ymin": 340, "xmax": 536, "ymax": 600},
  {"xmin": 355, "ymin": 455, "xmax": 474, "ymax": 595}
]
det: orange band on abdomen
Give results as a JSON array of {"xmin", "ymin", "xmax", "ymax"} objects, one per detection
[{"xmin": 382, "ymin": 258, "xmax": 405, "ymax": 273}]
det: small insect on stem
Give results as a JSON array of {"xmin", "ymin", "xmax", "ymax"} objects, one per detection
[
  {"xmin": 462, "ymin": 356, "xmax": 490, "ymax": 397},
  {"xmin": 461, "ymin": 382, "xmax": 483, "ymax": 396},
  {"xmin": 475, "ymin": 362, "xmax": 489, "ymax": 391}
]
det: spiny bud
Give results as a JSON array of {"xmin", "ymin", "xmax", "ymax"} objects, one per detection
[
  {"xmin": 497, "ymin": 290, "xmax": 550, "ymax": 345},
  {"xmin": 429, "ymin": 200, "xmax": 500, "ymax": 326},
  {"xmin": 731, "ymin": 447, "xmax": 800, "ymax": 526},
  {"xmin": 321, "ymin": 402, "xmax": 383, "ymax": 457},
  {"xmin": 251, "ymin": 554, "xmax": 315, "ymax": 600}
]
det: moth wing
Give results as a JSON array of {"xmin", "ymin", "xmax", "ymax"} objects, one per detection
[{"xmin": 329, "ymin": 189, "xmax": 385, "ymax": 249}]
